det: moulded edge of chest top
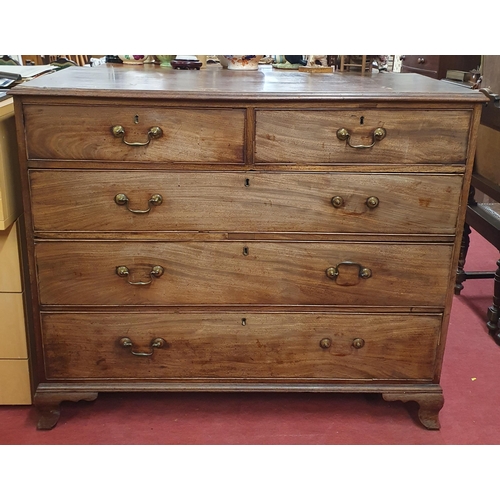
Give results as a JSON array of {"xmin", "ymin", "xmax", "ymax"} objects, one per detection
[{"xmin": 13, "ymin": 95, "xmax": 485, "ymax": 111}]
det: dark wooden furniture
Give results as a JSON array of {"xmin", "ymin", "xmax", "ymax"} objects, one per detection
[
  {"xmin": 455, "ymin": 56, "xmax": 500, "ymax": 344},
  {"xmin": 400, "ymin": 55, "xmax": 481, "ymax": 80},
  {"xmin": 9, "ymin": 65, "xmax": 486, "ymax": 430}
]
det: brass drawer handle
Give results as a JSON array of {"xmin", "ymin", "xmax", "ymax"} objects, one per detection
[
  {"xmin": 326, "ymin": 262, "xmax": 372, "ymax": 286},
  {"xmin": 336, "ymin": 127, "xmax": 386, "ymax": 149},
  {"xmin": 111, "ymin": 125, "xmax": 163, "ymax": 146},
  {"xmin": 120, "ymin": 337, "xmax": 165, "ymax": 356},
  {"xmin": 116, "ymin": 265, "xmax": 164, "ymax": 285},
  {"xmin": 115, "ymin": 193, "xmax": 163, "ymax": 214},
  {"xmin": 332, "ymin": 196, "xmax": 379, "ymax": 209}
]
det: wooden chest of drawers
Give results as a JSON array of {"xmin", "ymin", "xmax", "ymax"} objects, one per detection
[{"xmin": 10, "ymin": 65, "xmax": 486, "ymax": 430}]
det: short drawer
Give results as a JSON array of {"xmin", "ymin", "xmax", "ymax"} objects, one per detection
[
  {"xmin": 41, "ymin": 312, "xmax": 440, "ymax": 381},
  {"xmin": 255, "ymin": 109, "xmax": 471, "ymax": 164},
  {"xmin": 400, "ymin": 56, "xmax": 440, "ymax": 73},
  {"xmin": 23, "ymin": 105, "xmax": 245, "ymax": 163},
  {"xmin": 29, "ymin": 171, "xmax": 463, "ymax": 235},
  {"xmin": 35, "ymin": 241, "xmax": 452, "ymax": 307}
]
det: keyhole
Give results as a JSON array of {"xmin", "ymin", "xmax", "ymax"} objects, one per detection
[
  {"xmin": 242, "ymin": 318, "xmax": 246, "ymax": 326},
  {"xmin": 243, "ymin": 246, "xmax": 249, "ymax": 256},
  {"xmin": 360, "ymin": 116, "xmax": 364, "ymax": 125},
  {"xmin": 134, "ymin": 115, "xmax": 139, "ymax": 124},
  {"xmin": 245, "ymin": 178, "xmax": 250, "ymax": 187}
]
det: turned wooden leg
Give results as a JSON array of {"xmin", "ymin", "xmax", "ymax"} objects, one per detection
[
  {"xmin": 487, "ymin": 259, "xmax": 500, "ymax": 344},
  {"xmin": 455, "ymin": 223, "xmax": 472, "ymax": 295},
  {"xmin": 382, "ymin": 390, "xmax": 444, "ymax": 430},
  {"xmin": 34, "ymin": 391, "xmax": 98, "ymax": 430}
]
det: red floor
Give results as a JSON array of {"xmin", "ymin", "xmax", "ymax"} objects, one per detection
[{"xmin": 0, "ymin": 229, "xmax": 498, "ymax": 445}]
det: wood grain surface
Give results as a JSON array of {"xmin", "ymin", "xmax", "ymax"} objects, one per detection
[
  {"xmin": 41, "ymin": 312, "xmax": 440, "ymax": 380},
  {"xmin": 35, "ymin": 241, "xmax": 452, "ymax": 306},
  {"xmin": 23, "ymin": 105, "xmax": 245, "ymax": 162},
  {"xmin": 28, "ymin": 170, "xmax": 463, "ymax": 234},
  {"xmin": 255, "ymin": 109, "xmax": 471, "ymax": 164}
]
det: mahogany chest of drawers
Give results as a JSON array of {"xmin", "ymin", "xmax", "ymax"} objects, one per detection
[{"xmin": 10, "ymin": 65, "xmax": 486, "ymax": 430}]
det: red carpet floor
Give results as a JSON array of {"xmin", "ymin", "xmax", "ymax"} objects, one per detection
[{"xmin": 0, "ymin": 229, "xmax": 499, "ymax": 445}]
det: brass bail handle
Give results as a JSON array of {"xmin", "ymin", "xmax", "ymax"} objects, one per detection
[
  {"xmin": 115, "ymin": 193, "xmax": 163, "ymax": 214},
  {"xmin": 120, "ymin": 337, "xmax": 165, "ymax": 356},
  {"xmin": 336, "ymin": 127, "xmax": 386, "ymax": 149},
  {"xmin": 116, "ymin": 265, "xmax": 164, "ymax": 285},
  {"xmin": 326, "ymin": 262, "xmax": 372, "ymax": 282},
  {"xmin": 111, "ymin": 125, "xmax": 163, "ymax": 146}
]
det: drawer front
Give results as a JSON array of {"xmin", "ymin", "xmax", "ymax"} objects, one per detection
[
  {"xmin": 35, "ymin": 241, "xmax": 452, "ymax": 306},
  {"xmin": 41, "ymin": 312, "xmax": 440, "ymax": 380},
  {"xmin": 29, "ymin": 171, "xmax": 462, "ymax": 234},
  {"xmin": 255, "ymin": 109, "xmax": 471, "ymax": 164},
  {"xmin": 400, "ymin": 56, "xmax": 440, "ymax": 73},
  {"xmin": 23, "ymin": 105, "xmax": 245, "ymax": 163}
]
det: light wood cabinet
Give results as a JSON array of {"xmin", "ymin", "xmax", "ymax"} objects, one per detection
[
  {"xmin": 0, "ymin": 98, "xmax": 31, "ymax": 405},
  {"xmin": 10, "ymin": 66, "xmax": 486, "ymax": 429}
]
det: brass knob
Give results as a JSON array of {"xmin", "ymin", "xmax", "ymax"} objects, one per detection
[
  {"xmin": 417, "ymin": 58, "xmax": 426, "ymax": 64},
  {"xmin": 352, "ymin": 338, "xmax": 365, "ymax": 349},
  {"xmin": 326, "ymin": 267, "xmax": 338, "ymax": 279},
  {"xmin": 331, "ymin": 196, "xmax": 344, "ymax": 208},
  {"xmin": 359, "ymin": 267, "xmax": 372, "ymax": 279},
  {"xmin": 373, "ymin": 127, "xmax": 386, "ymax": 141},
  {"xmin": 336, "ymin": 128, "xmax": 349, "ymax": 141},
  {"xmin": 366, "ymin": 196, "xmax": 379, "ymax": 208},
  {"xmin": 319, "ymin": 338, "xmax": 332, "ymax": 349}
]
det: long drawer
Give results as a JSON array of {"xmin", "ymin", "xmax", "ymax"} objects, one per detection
[
  {"xmin": 23, "ymin": 105, "xmax": 246, "ymax": 163},
  {"xmin": 35, "ymin": 241, "xmax": 452, "ymax": 306},
  {"xmin": 29, "ymin": 171, "xmax": 463, "ymax": 234},
  {"xmin": 255, "ymin": 109, "xmax": 471, "ymax": 164},
  {"xmin": 41, "ymin": 312, "xmax": 441, "ymax": 380}
]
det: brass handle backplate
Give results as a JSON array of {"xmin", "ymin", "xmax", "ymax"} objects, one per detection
[
  {"xmin": 326, "ymin": 262, "xmax": 372, "ymax": 286},
  {"xmin": 120, "ymin": 337, "xmax": 165, "ymax": 356},
  {"xmin": 115, "ymin": 193, "xmax": 163, "ymax": 214},
  {"xmin": 116, "ymin": 265, "xmax": 164, "ymax": 285},
  {"xmin": 336, "ymin": 127, "xmax": 386, "ymax": 149},
  {"xmin": 366, "ymin": 196, "xmax": 379, "ymax": 208},
  {"xmin": 112, "ymin": 125, "xmax": 163, "ymax": 146}
]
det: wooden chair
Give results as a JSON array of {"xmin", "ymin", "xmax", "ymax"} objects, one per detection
[
  {"xmin": 338, "ymin": 55, "xmax": 374, "ymax": 74},
  {"xmin": 455, "ymin": 55, "xmax": 500, "ymax": 345}
]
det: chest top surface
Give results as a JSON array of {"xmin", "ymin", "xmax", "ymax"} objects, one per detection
[{"xmin": 9, "ymin": 64, "xmax": 487, "ymax": 103}]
